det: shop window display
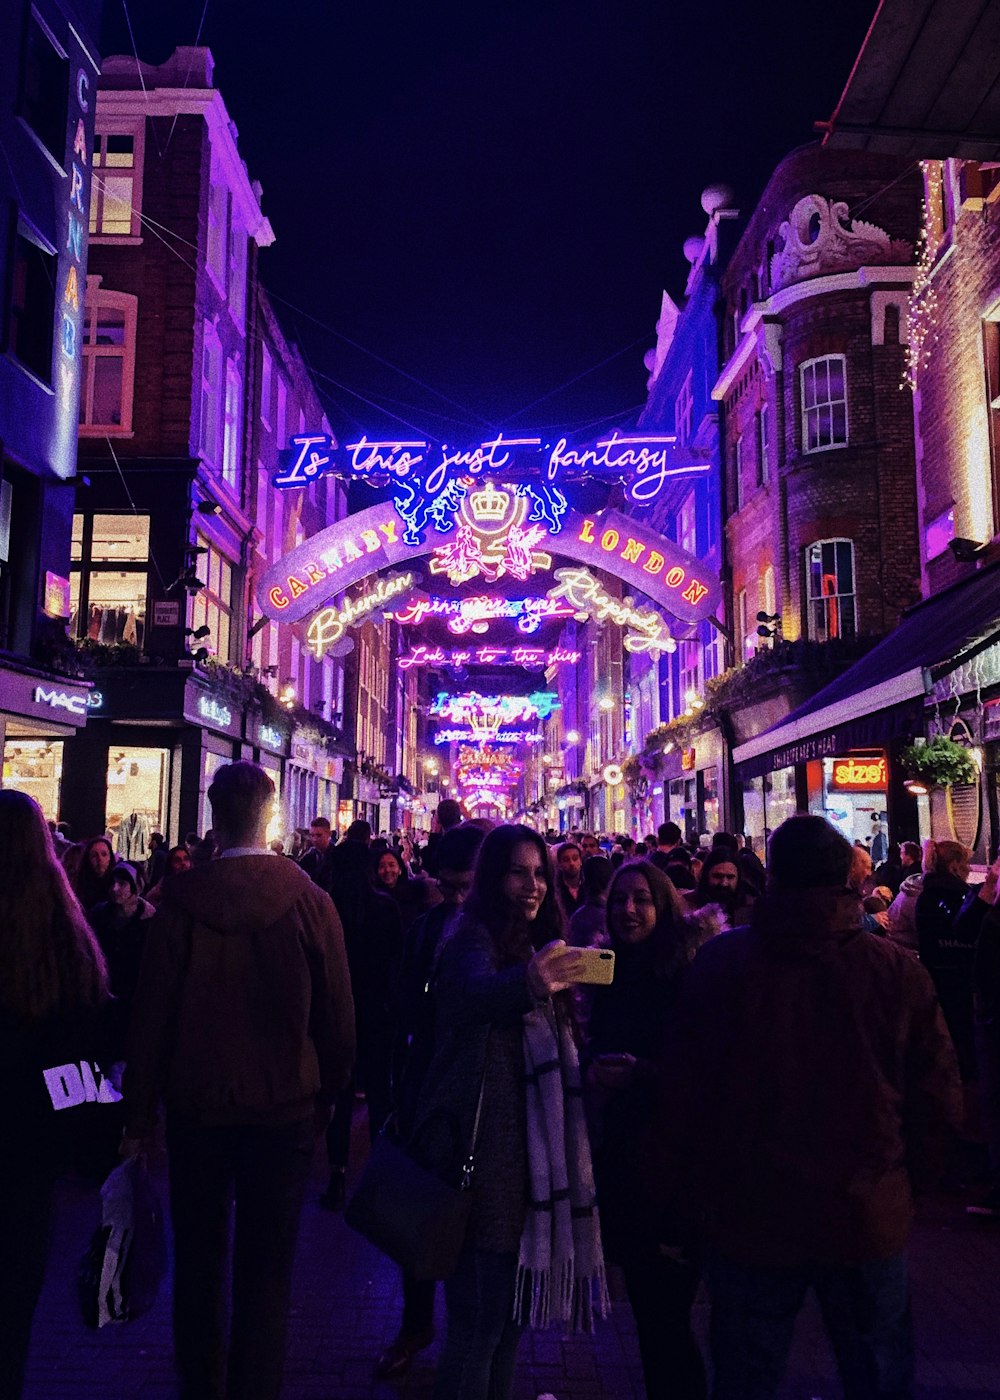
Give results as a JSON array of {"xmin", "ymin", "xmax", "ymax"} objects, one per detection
[
  {"xmin": 71, "ymin": 513, "xmax": 149, "ymax": 650},
  {"xmin": 107, "ymin": 747, "xmax": 168, "ymax": 860},
  {"xmin": 2, "ymin": 740, "xmax": 63, "ymax": 821}
]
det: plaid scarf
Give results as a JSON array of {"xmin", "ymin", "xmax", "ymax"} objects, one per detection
[{"xmin": 515, "ymin": 1001, "xmax": 609, "ymax": 1332}]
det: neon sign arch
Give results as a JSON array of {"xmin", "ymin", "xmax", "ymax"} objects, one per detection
[{"xmin": 258, "ymin": 501, "xmax": 720, "ymax": 629}]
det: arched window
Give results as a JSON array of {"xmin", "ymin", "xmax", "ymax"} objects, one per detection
[
  {"xmin": 78, "ymin": 280, "xmax": 137, "ymax": 435},
  {"xmin": 800, "ymin": 354, "xmax": 848, "ymax": 453},
  {"xmin": 806, "ymin": 539, "xmax": 856, "ymax": 641}
]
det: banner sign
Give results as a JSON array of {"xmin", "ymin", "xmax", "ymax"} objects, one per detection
[
  {"xmin": 273, "ymin": 432, "xmax": 711, "ymax": 534},
  {"xmin": 392, "ymin": 592, "xmax": 575, "ymax": 635},
  {"xmin": 399, "ymin": 643, "xmax": 580, "ymax": 671},
  {"xmin": 259, "ymin": 504, "xmax": 718, "ymax": 628}
]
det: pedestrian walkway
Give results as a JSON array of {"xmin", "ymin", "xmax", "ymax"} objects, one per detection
[{"xmin": 22, "ymin": 1128, "xmax": 1000, "ymax": 1399}]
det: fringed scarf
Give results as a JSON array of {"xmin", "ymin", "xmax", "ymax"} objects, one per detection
[{"xmin": 515, "ymin": 1000, "xmax": 609, "ymax": 1333}]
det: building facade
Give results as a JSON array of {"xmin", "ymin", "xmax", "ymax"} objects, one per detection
[
  {"xmin": 60, "ymin": 47, "xmax": 351, "ymax": 848},
  {"xmin": 1, "ymin": 0, "xmax": 101, "ymax": 818},
  {"xmin": 719, "ymin": 147, "xmax": 923, "ymax": 853}
]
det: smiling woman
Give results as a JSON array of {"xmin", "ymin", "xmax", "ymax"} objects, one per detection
[{"xmin": 408, "ymin": 823, "xmax": 607, "ymax": 1400}]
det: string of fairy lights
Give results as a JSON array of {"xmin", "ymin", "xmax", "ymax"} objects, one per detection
[{"xmin": 902, "ymin": 160, "xmax": 942, "ymax": 393}]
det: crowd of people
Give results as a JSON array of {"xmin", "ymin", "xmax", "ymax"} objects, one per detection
[{"xmin": 6, "ymin": 772, "xmax": 999, "ymax": 1400}]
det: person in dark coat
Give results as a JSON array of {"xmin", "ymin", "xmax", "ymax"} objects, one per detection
[
  {"xmin": 410, "ymin": 825, "xmax": 600, "ymax": 1400},
  {"xmin": 320, "ymin": 839, "xmax": 403, "ymax": 1209},
  {"xmin": 587, "ymin": 860, "xmax": 710, "ymax": 1400},
  {"xmin": 298, "ymin": 816, "xmax": 334, "ymax": 884},
  {"xmin": 372, "ymin": 845, "xmax": 441, "ymax": 933},
  {"xmin": 374, "ymin": 823, "xmax": 486, "ymax": 1380},
  {"xmin": 123, "ymin": 763, "xmax": 354, "ymax": 1400},
  {"xmin": 663, "ymin": 815, "xmax": 961, "ymax": 1400},
  {"xmin": 0, "ymin": 791, "xmax": 118, "ymax": 1400},
  {"xmin": 88, "ymin": 861, "xmax": 155, "ymax": 1041},
  {"xmin": 916, "ymin": 839, "xmax": 975, "ymax": 1079}
]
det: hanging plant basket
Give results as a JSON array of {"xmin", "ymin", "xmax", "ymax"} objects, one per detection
[{"xmin": 899, "ymin": 734, "xmax": 978, "ymax": 789}]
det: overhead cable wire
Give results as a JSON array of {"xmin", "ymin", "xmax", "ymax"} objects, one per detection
[
  {"xmin": 504, "ymin": 333, "xmax": 651, "ymax": 422},
  {"xmin": 162, "ymin": 0, "xmax": 211, "ymax": 154},
  {"xmin": 119, "ymin": 0, "xmax": 163, "ymax": 158}
]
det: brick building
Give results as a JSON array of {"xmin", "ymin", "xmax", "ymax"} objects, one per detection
[
  {"xmin": 714, "ymin": 145, "xmax": 923, "ymax": 852},
  {"xmin": 60, "ymin": 47, "xmax": 354, "ymax": 847},
  {"xmin": 0, "ymin": 0, "xmax": 100, "ymax": 817},
  {"xmin": 769, "ymin": 0, "xmax": 1000, "ymax": 861}
]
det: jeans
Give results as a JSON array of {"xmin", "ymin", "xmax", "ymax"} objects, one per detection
[
  {"xmin": 706, "ymin": 1251, "xmax": 913, "ymax": 1400},
  {"xmin": 434, "ymin": 1246, "xmax": 523, "ymax": 1400},
  {"xmin": 621, "ymin": 1245, "xmax": 706, "ymax": 1400},
  {"xmin": 325, "ymin": 1036, "xmax": 393, "ymax": 1170},
  {"xmin": 166, "ymin": 1115, "xmax": 315, "ymax": 1400},
  {"xmin": 0, "ymin": 1165, "xmax": 54, "ymax": 1400}
]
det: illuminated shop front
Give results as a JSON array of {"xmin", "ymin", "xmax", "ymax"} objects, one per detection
[
  {"xmin": 809, "ymin": 753, "xmax": 889, "ymax": 850},
  {"xmin": 60, "ymin": 671, "xmax": 250, "ymax": 846},
  {"xmin": 0, "ymin": 670, "xmax": 93, "ymax": 821}
]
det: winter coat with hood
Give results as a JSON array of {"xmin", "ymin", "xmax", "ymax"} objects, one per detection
[
  {"xmin": 887, "ymin": 871, "xmax": 924, "ymax": 952},
  {"xmin": 123, "ymin": 856, "xmax": 355, "ymax": 1138},
  {"xmin": 661, "ymin": 886, "xmax": 961, "ymax": 1269}
]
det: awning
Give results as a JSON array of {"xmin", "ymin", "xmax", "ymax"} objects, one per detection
[
  {"xmin": 733, "ymin": 559, "xmax": 1000, "ymax": 779},
  {"xmin": 819, "ymin": 0, "xmax": 1000, "ymax": 161}
]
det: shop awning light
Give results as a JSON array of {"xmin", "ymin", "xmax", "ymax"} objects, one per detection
[{"xmin": 903, "ymin": 778, "xmax": 930, "ymax": 797}]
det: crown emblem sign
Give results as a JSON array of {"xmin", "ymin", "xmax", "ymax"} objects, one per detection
[{"xmin": 468, "ymin": 480, "xmax": 510, "ymax": 524}]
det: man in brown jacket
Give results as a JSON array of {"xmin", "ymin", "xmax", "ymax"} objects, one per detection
[
  {"xmin": 124, "ymin": 762, "xmax": 355, "ymax": 1400},
  {"xmin": 666, "ymin": 814, "xmax": 961, "ymax": 1400}
]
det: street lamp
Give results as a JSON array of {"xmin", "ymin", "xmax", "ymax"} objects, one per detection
[
  {"xmin": 598, "ymin": 697, "xmax": 614, "ymax": 712},
  {"xmin": 565, "ymin": 730, "xmax": 580, "ymax": 744}
]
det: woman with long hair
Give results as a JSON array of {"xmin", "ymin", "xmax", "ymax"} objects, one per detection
[
  {"xmin": 412, "ymin": 824, "xmax": 606, "ymax": 1400},
  {"xmin": 73, "ymin": 835, "xmax": 117, "ymax": 911},
  {"xmin": 587, "ymin": 859, "xmax": 712, "ymax": 1400},
  {"xmin": 0, "ymin": 790, "xmax": 113, "ymax": 1399}
]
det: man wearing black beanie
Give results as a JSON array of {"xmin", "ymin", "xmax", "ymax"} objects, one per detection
[{"xmin": 663, "ymin": 813, "xmax": 961, "ymax": 1398}]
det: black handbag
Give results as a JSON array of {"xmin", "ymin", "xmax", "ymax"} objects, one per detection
[{"xmin": 344, "ymin": 1069, "xmax": 487, "ymax": 1281}]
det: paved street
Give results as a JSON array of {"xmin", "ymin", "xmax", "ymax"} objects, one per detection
[{"xmin": 20, "ymin": 1112, "xmax": 1000, "ymax": 1400}]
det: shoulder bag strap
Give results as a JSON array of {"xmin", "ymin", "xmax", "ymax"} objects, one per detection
[{"xmin": 460, "ymin": 1043, "xmax": 490, "ymax": 1191}]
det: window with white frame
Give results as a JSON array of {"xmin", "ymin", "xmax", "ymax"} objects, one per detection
[
  {"xmin": 221, "ymin": 358, "xmax": 242, "ymax": 490},
  {"xmin": 734, "ymin": 435, "xmax": 744, "ymax": 511},
  {"xmin": 675, "ymin": 371, "xmax": 693, "ymax": 445},
  {"xmin": 259, "ymin": 344, "xmax": 272, "ymax": 430},
  {"xmin": 200, "ymin": 324, "xmax": 221, "ymax": 465},
  {"xmin": 679, "ymin": 639, "xmax": 700, "ymax": 706},
  {"xmin": 193, "ymin": 535, "xmax": 235, "ymax": 662},
  {"xmin": 806, "ymin": 539, "xmax": 856, "ymax": 642},
  {"xmin": 89, "ymin": 126, "xmax": 144, "ymax": 238},
  {"xmin": 79, "ymin": 283, "xmax": 137, "ymax": 434},
  {"xmin": 800, "ymin": 355, "xmax": 848, "ymax": 453},
  {"xmin": 206, "ymin": 177, "xmax": 229, "ymax": 292},
  {"xmin": 679, "ymin": 490, "xmax": 696, "ymax": 554},
  {"xmin": 757, "ymin": 403, "xmax": 769, "ymax": 485}
]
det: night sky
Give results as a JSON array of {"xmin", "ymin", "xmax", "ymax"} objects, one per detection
[{"xmin": 100, "ymin": 0, "xmax": 879, "ymax": 443}]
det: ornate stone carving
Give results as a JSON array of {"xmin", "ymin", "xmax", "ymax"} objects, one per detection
[{"xmin": 769, "ymin": 195, "xmax": 911, "ymax": 291}]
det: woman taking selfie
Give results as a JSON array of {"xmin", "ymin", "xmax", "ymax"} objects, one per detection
[
  {"xmin": 412, "ymin": 824, "xmax": 607, "ymax": 1400},
  {"xmin": 587, "ymin": 859, "xmax": 712, "ymax": 1400},
  {"xmin": 0, "ymin": 791, "xmax": 115, "ymax": 1399}
]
